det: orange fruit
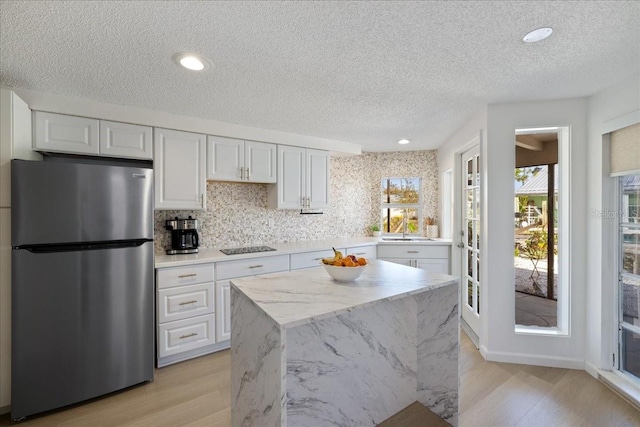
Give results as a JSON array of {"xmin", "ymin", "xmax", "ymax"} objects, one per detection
[
  {"xmin": 334, "ymin": 259, "xmax": 344, "ymax": 266},
  {"xmin": 343, "ymin": 258, "xmax": 356, "ymax": 267},
  {"xmin": 357, "ymin": 257, "xmax": 367, "ymax": 266}
]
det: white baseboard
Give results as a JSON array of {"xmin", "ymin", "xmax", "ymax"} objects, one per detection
[
  {"xmin": 482, "ymin": 349, "xmax": 584, "ymax": 370},
  {"xmin": 584, "ymin": 360, "xmax": 600, "ymax": 379}
]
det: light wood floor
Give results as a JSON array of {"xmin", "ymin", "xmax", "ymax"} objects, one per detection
[{"xmin": 1, "ymin": 332, "xmax": 639, "ymax": 427}]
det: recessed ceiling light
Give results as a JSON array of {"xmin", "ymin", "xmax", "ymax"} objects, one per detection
[
  {"xmin": 522, "ymin": 27, "xmax": 553, "ymax": 43},
  {"xmin": 397, "ymin": 139, "xmax": 411, "ymax": 145},
  {"xmin": 173, "ymin": 52, "xmax": 212, "ymax": 71}
]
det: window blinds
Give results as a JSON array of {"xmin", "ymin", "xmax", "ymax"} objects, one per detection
[{"xmin": 610, "ymin": 122, "xmax": 640, "ymax": 176}]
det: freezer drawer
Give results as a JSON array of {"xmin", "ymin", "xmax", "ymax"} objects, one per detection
[
  {"xmin": 158, "ymin": 314, "xmax": 216, "ymax": 358},
  {"xmin": 11, "ymin": 241, "xmax": 154, "ymax": 420}
]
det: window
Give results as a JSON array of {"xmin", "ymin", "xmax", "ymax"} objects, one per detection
[
  {"xmin": 381, "ymin": 177, "xmax": 422, "ymax": 235},
  {"xmin": 618, "ymin": 174, "xmax": 640, "ymax": 381}
]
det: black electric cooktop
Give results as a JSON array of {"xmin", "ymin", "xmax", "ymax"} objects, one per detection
[{"xmin": 220, "ymin": 246, "xmax": 277, "ymax": 255}]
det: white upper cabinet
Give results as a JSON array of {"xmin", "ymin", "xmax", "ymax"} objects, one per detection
[
  {"xmin": 267, "ymin": 146, "xmax": 329, "ymax": 209},
  {"xmin": 99, "ymin": 120, "xmax": 153, "ymax": 159},
  {"xmin": 207, "ymin": 136, "xmax": 243, "ymax": 181},
  {"xmin": 207, "ymin": 136, "xmax": 276, "ymax": 183},
  {"xmin": 154, "ymin": 128, "xmax": 206, "ymax": 210},
  {"xmin": 245, "ymin": 140, "xmax": 277, "ymax": 183},
  {"xmin": 33, "ymin": 112, "xmax": 152, "ymax": 160},
  {"xmin": 34, "ymin": 112, "xmax": 99, "ymax": 155},
  {"xmin": 306, "ymin": 148, "xmax": 330, "ymax": 209}
]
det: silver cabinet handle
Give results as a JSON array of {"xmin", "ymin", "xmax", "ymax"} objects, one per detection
[
  {"xmin": 240, "ymin": 167, "xmax": 244, "ymax": 180},
  {"xmin": 407, "ymin": 250, "xmax": 419, "ymax": 254},
  {"xmin": 246, "ymin": 167, "xmax": 250, "ymax": 180},
  {"xmin": 178, "ymin": 274, "xmax": 197, "ymax": 279},
  {"xmin": 179, "ymin": 332, "xmax": 197, "ymax": 339},
  {"xmin": 355, "ymin": 252, "xmax": 366, "ymax": 255},
  {"xmin": 249, "ymin": 264, "xmax": 264, "ymax": 269},
  {"xmin": 179, "ymin": 300, "xmax": 198, "ymax": 306}
]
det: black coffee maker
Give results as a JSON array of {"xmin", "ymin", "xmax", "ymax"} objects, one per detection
[{"xmin": 165, "ymin": 216, "xmax": 199, "ymax": 255}]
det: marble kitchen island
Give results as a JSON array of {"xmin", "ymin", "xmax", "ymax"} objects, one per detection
[{"xmin": 230, "ymin": 260, "xmax": 459, "ymax": 427}]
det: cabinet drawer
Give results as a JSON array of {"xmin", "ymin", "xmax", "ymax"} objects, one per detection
[
  {"xmin": 158, "ymin": 314, "xmax": 215, "ymax": 358},
  {"xmin": 377, "ymin": 245, "xmax": 449, "ymax": 259},
  {"xmin": 290, "ymin": 248, "xmax": 343, "ymax": 270},
  {"xmin": 156, "ymin": 263, "xmax": 214, "ymax": 290},
  {"xmin": 346, "ymin": 245, "xmax": 377, "ymax": 260},
  {"xmin": 158, "ymin": 282, "xmax": 214, "ymax": 323},
  {"xmin": 216, "ymin": 254, "xmax": 289, "ymax": 280}
]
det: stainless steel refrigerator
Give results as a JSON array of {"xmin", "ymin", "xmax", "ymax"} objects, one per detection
[{"xmin": 11, "ymin": 158, "xmax": 154, "ymax": 420}]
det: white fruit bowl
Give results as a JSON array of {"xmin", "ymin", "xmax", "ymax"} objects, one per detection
[{"xmin": 322, "ymin": 263, "xmax": 367, "ymax": 282}]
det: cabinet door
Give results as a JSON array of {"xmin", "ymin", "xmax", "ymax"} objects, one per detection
[
  {"xmin": 306, "ymin": 149, "xmax": 330, "ymax": 209},
  {"xmin": 99, "ymin": 120, "xmax": 153, "ymax": 159},
  {"xmin": 154, "ymin": 128, "xmax": 206, "ymax": 210},
  {"xmin": 415, "ymin": 258, "xmax": 449, "ymax": 274},
  {"xmin": 33, "ymin": 112, "xmax": 99, "ymax": 155},
  {"xmin": 207, "ymin": 136, "xmax": 243, "ymax": 181},
  {"xmin": 215, "ymin": 280, "xmax": 231, "ymax": 342},
  {"xmin": 275, "ymin": 145, "xmax": 305, "ymax": 209},
  {"xmin": 245, "ymin": 140, "xmax": 276, "ymax": 183}
]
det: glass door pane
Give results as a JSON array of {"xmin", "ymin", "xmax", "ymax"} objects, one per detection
[{"xmin": 619, "ymin": 174, "xmax": 640, "ymax": 381}]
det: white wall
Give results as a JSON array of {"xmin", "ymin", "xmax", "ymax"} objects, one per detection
[
  {"xmin": 484, "ymin": 98, "xmax": 588, "ymax": 367},
  {"xmin": 585, "ymin": 73, "xmax": 640, "ymax": 373}
]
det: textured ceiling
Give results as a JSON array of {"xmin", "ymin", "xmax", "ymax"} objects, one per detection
[{"xmin": 1, "ymin": 1, "xmax": 639, "ymax": 152}]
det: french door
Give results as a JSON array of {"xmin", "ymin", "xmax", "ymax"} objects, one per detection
[
  {"xmin": 618, "ymin": 174, "xmax": 640, "ymax": 380},
  {"xmin": 461, "ymin": 145, "xmax": 481, "ymax": 336}
]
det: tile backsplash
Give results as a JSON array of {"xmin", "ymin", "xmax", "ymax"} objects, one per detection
[{"xmin": 154, "ymin": 150, "xmax": 438, "ymax": 252}]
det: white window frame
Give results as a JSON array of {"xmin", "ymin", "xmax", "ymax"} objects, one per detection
[
  {"xmin": 380, "ymin": 177, "xmax": 423, "ymax": 236},
  {"xmin": 514, "ymin": 125, "xmax": 571, "ymax": 336}
]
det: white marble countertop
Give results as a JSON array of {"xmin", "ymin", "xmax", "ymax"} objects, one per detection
[
  {"xmin": 155, "ymin": 237, "xmax": 452, "ymax": 268},
  {"xmin": 231, "ymin": 259, "xmax": 457, "ymax": 329}
]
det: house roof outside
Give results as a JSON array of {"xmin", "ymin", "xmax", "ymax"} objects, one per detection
[
  {"xmin": 622, "ymin": 175, "xmax": 640, "ymax": 194},
  {"xmin": 516, "ymin": 165, "xmax": 558, "ymax": 196}
]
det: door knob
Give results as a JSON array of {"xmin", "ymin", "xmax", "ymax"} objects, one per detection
[{"xmin": 457, "ymin": 242, "xmax": 465, "ymax": 248}]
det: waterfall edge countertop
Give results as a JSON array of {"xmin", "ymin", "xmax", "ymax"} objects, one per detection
[
  {"xmin": 230, "ymin": 259, "xmax": 460, "ymax": 426},
  {"xmin": 230, "ymin": 259, "xmax": 457, "ymax": 328},
  {"xmin": 154, "ymin": 237, "xmax": 452, "ymax": 268}
]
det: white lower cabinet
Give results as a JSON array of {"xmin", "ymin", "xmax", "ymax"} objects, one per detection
[
  {"xmin": 155, "ymin": 243, "xmax": 441, "ymax": 368},
  {"xmin": 158, "ymin": 282, "xmax": 214, "ymax": 323},
  {"xmin": 346, "ymin": 245, "xmax": 377, "ymax": 260},
  {"xmin": 158, "ymin": 314, "xmax": 215, "ymax": 358},
  {"xmin": 215, "ymin": 281, "xmax": 231, "ymax": 342},
  {"xmin": 378, "ymin": 244, "xmax": 450, "ymax": 274},
  {"xmin": 156, "ymin": 263, "xmax": 223, "ymax": 367}
]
